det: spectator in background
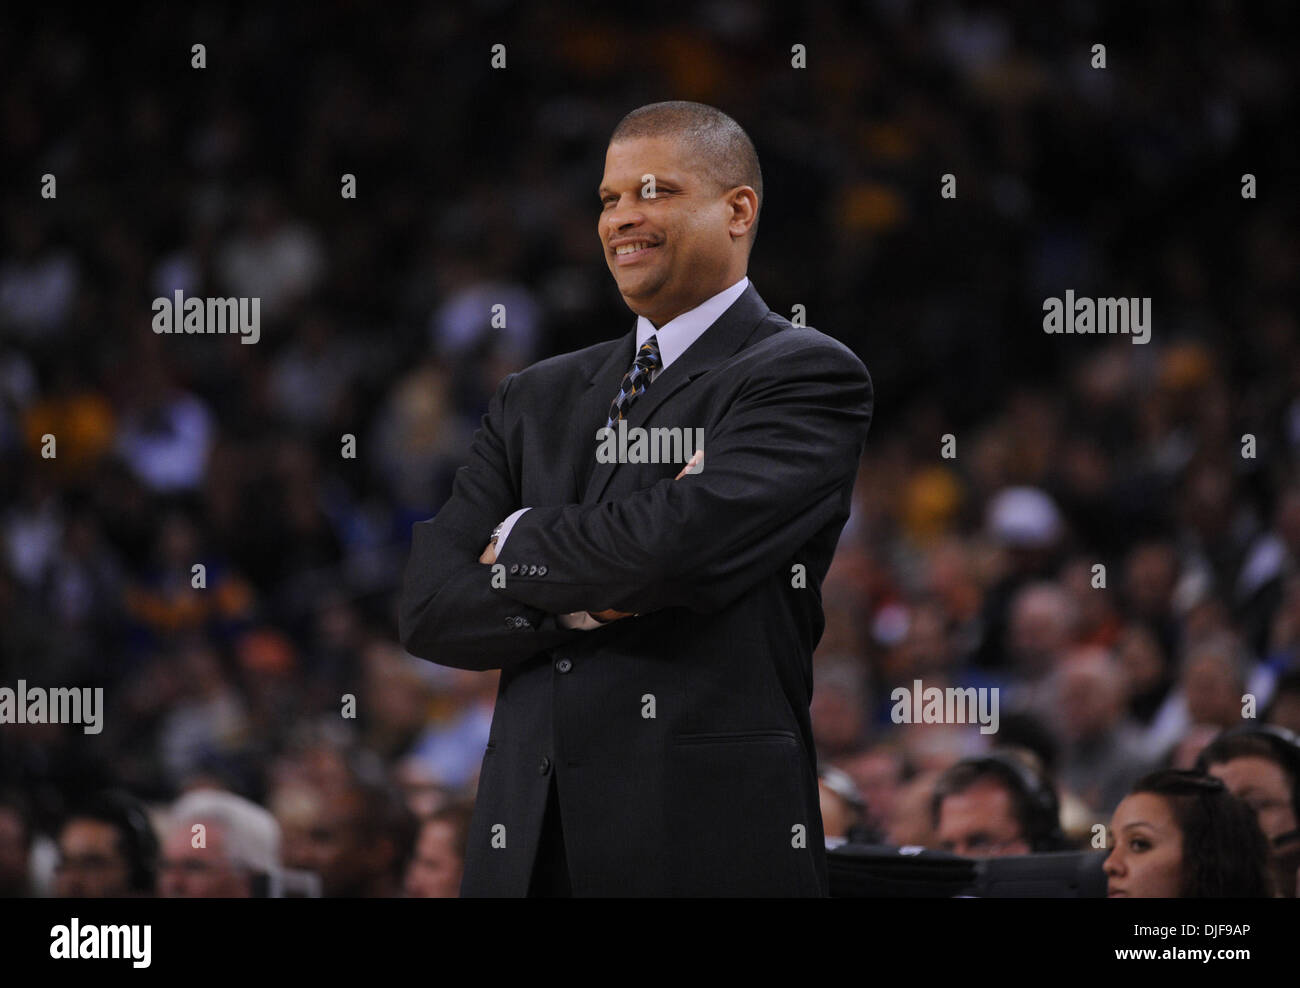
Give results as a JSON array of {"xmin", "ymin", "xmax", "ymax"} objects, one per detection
[
  {"xmin": 406, "ymin": 664, "xmax": 497, "ymax": 791},
  {"xmin": 1197, "ymin": 726, "xmax": 1300, "ymax": 897},
  {"xmin": 1266, "ymin": 670, "xmax": 1300, "ymax": 735},
  {"xmin": 158, "ymin": 788, "xmax": 280, "ymax": 897},
  {"xmin": 53, "ymin": 791, "xmax": 158, "ymax": 898},
  {"xmin": 818, "ymin": 766, "xmax": 874, "ymax": 847},
  {"xmin": 404, "ymin": 801, "xmax": 473, "ymax": 898},
  {"xmin": 1181, "ymin": 632, "xmax": 1270, "ymax": 732},
  {"xmin": 1114, "ymin": 622, "xmax": 1178, "ymax": 757},
  {"xmin": 835, "ymin": 743, "xmax": 912, "ymax": 840},
  {"xmin": 122, "ymin": 507, "xmax": 255, "ymax": 648},
  {"xmin": 931, "ymin": 751, "xmax": 1064, "ymax": 857},
  {"xmin": 1104, "ymin": 770, "xmax": 1274, "ymax": 897},
  {"xmin": 112, "ymin": 358, "xmax": 215, "ymax": 495},
  {"xmin": 810, "ymin": 658, "xmax": 870, "ymax": 761},
  {"xmin": 1121, "ymin": 542, "xmax": 1181, "ymax": 661},
  {"xmin": 0, "ymin": 791, "xmax": 32, "ymax": 896},
  {"xmin": 1004, "ymin": 581, "xmax": 1078, "ymax": 713},
  {"xmin": 215, "ymin": 188, "xmax": 324, "ymax": 324},
  {"xmin": 1053, "ymin": 646, "xmax": 1156, "ymax": 814},
  {"xmin": 973, "ymin": 487, "xmax": 1067, "ymax": 672},
  {"xmin": 273, "ymin": 776, "xmax": 415, "ymax": 898},
  {"xmin": 886, "ymin": 770, "xmax": 942, "ymax": 849},
  {"xmin": 156, "ymin": 638, "xmax": 253, "ymax": 790},
  {"xmin": 392, "ymin": 756, "xmax": 453, "ymax": 821},
  {"xmin": 0, "ymin": 207, "xmax": 79, "ymax": 341}
]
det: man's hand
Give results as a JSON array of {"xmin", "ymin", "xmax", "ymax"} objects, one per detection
[
  {"xmin": 479, "ymin": 542, "xmax": 497, "ymax": 565},
  {"xmin": 675, "ymin": 449, "xmax": 703, "ymax": 480}
]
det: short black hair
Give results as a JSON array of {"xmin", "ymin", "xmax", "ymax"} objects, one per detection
[
  {"xmin": 1197, "ymin": 726, "xmax": 1300, "ymax": 820},
  {"xmin": 61, "ymin": 790, "xmax": 159, "ymax": 894},
  {"xmin": 930, "ymin": 751, "xmax": 1064, "ymax": 851},
  {"xmin": 610, "ymin": 101, "xmax": 762, "ymax": 241},
  {"xmin": 1130, "ymin": 770, "xmax": 1274, "ymax": 897}
]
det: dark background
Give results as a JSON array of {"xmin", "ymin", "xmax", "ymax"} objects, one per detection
[{"xmin": 1, "ymin": 1, "xmax": 1297, "ymax": 895}]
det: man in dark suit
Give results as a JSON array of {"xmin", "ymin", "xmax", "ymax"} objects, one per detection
[{"xmin": 400, "ymin": 101, "xmax": 873, "ymax": 896}]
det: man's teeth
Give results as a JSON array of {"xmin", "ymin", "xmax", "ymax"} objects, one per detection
[{"xmin": 616, "ymin": 242, "xmax": 655, "ymax": 255}]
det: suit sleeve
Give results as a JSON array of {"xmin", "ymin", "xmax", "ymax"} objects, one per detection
[
  {"xmin": 492, "ymin": 341, "xmax": 872, "ymax": 616},
  {"xmin": 398, "ymin": 373, "xmax": 583, "ymax": 670}
]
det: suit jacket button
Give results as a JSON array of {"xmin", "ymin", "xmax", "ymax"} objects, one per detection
[
  {"xmin": 555, "ymin": 658, "xmax": 572, "ymax": 673},
  {"xmin": 538, "ymin": 565, "xmax": 547, "ymax": 576},
  {"xmin": 509, "ymin": 563, "xmax": 519, "ymax": 575},
  {"xmin": 528, "ymin": 565, "xmax": 539, "ymax": 576},
  {"xmin": 515, "ymin": 616, "xmax": 528, "ymax": 628},
  {"xmin": 504, "ymin": 615, "xmax": 516, "ymax": 627},
  {"xmin": 538, "ymin": 756, "xmax": 552, "ymax": 775}
]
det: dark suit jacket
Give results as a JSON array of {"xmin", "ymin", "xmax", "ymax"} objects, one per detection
[{"xmin": 399, "ymin": 282, "xmax": 873, "ymax": 896}]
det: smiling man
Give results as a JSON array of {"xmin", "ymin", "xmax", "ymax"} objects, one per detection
[{"xmin": 400, "ymin": 101, "xmax": 873, "ymax": 896}]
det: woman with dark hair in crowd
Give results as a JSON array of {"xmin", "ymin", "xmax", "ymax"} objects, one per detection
[{"xmin": 1104, "ymin": 769, "xmax": 1274, "ymax": 897}]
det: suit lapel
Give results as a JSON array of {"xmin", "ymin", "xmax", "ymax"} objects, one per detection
[
  {"xmin": 570, "ymin": 327, "xmax": 638, "ymax": 498},
  {"xmin": 581, "ymin": 283, "xmax": 772, "ymax": 504}
]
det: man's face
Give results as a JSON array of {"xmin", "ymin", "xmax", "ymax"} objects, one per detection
[
  {"xmin": 277, "ymin": 788, "xmax": 373, "ymax": 897},
  {"xmin": 1184, "ymin": 656, "xmax": 1239, "ymax": 726},
  {"xmin": 54, "ymin": 820, "xmax": 132, "ymax": 897},
  {"xmin": 1208, "ymin": 756, "xmax": 1297, "ymax": 844},
  {"xmin": 597, "ymin": 135, "xmax": 749, "ymax": 327},
  {"xmin": 1104, "ymin": 793, "xmax": 1183, "ymax": 897},
  {"xmin": 936, "ymin": 779, "xmax": 1030, "ymax": 857},
  {"xmin": 158, "ymin": 823, "xmax": 251, "ymax": 898},
  {"xmin": 404, "ymin": 820, "xmax": 463, "ymax": 898}
]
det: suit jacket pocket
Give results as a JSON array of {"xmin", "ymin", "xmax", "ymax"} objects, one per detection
[
  {"xmin": 672, "ymin": 729, "xmax": 799, "ymax": 746},
  {"xmin": 665, "ymin": 732, "xmax": 820, "ymax": 896}
]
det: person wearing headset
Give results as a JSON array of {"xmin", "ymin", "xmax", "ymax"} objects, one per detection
[
  {"xmin": 930, "ymin": 750, "xmax": 1066, "ymax": 857},
  {"xmin": 53, "ymin": 790, "xmax": 159, "ymax": 898},
  {"xmin": 1103, "ymin": 769, "xmax": 1274, "ymax": 897},
  {"xmin": 1196, "ymin": 724, "xmax": 1300, "ymax": 896}
]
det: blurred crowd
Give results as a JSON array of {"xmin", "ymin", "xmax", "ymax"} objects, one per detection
[{"xmin": 1, "ymin": 3, "xmax": 1297, "ymax": 896}]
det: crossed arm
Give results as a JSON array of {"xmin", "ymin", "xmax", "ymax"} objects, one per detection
[{"xmin": 398, "ymin": 341, "xmax": 872, "ymax": 671}]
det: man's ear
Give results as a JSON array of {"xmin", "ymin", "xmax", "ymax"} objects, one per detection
[{"xmin": 727, "ymin": 186, "xmax": 759, "ymax": 240}]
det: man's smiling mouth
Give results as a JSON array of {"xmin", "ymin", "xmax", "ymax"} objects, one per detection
[{"xmin": 612, "ymin": 241, "xmax": 660, "ymax": 264}]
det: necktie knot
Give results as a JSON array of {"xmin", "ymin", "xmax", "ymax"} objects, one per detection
[
  {"xmin": 634, "ymin": 336, "xmax": 662, "ymax": 374},
  {"xmin": 606, "ymin": 334, "xmax": 662, "ymax": 429}
]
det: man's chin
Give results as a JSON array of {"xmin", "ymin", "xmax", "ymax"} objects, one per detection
[{"xmin": 616, "ymin": 278, "xmax": 665, "ymax": 311}]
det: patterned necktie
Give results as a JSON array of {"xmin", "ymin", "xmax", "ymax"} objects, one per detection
[{"xmin": 605, "ymin": 334, "xmax": 662, "ymax": 429}]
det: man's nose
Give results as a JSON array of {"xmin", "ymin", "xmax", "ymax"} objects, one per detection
[{"xmin": 606, "ymin": 200, "xmax": 645, "ymax": 229}]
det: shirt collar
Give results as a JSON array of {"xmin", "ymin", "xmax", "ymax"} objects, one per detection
[{"xmin": 635, "ymin": 276, "xmax": 750, "ymax": 371}]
